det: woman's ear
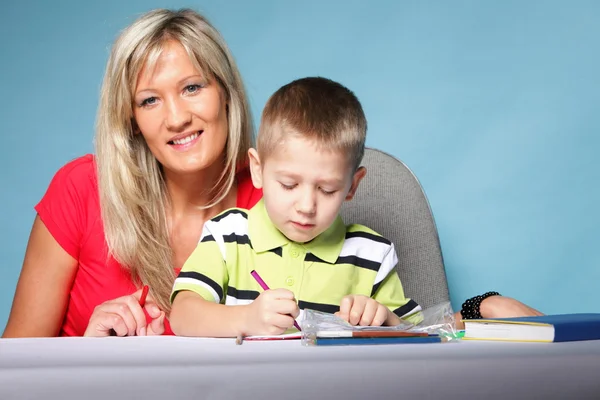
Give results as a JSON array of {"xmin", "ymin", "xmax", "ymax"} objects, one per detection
[
  {"xmin": 248, "ymin": 148, "xmax": 263, "ymax": 189},
  {"xmin": 131, "ymin": 119, "xmax": 140, "ymax": 134},
  {"xmin": 345, "ymin": 166, "xmax": 367, "ymax": 201}
]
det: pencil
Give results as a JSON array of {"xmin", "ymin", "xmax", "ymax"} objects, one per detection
[
  {"xmin": 316, "ymin": 330, "xmax": 430, "ymax": 338},
  {"xmin": 250, "ymin": 270, "xmax": 302, "ymax": 331},
  {"xmin": 314, "ymin": 336, "xmax": 445, "ymax": 346},
  {"xmin": 139, "ymin": 285, "xmax": 149, "ymax": 307}
]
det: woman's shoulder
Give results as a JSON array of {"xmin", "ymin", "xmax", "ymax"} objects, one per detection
[
  {"xmin": 53, "ymin": 154, "xmax": 97, "ymax": 182},
  {"xmin": 36, "ymin": 154, "xmax": 100, "ymax": 220}
]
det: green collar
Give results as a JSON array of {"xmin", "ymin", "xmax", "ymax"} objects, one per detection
[{"xmin": 248, "ymin": 199, "xmax": 346, "ymax": 264}]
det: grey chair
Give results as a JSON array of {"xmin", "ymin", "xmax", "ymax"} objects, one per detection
[{"xmin": 340, "ymin": 147, "xmax": 450, "ymax": 310}]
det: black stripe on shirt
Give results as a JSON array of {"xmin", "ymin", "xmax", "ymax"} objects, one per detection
[
  {"xmin": 201, "ymin": 234, "xmax": 215, "ymax": 243},
  {"xmin": 298, "ymin": 300, "xmax": 339, "ymax": 314},
  {"xmin": 226, "ymin": 286, "xmax": 259, "ymax": 301},
  {"xmin": 393, "ymin": 299, "xmax": 420, "ymax": 318},
  {"xmin": 222, "ymin": 233, "xmax": 252, "ymax": 247},
  {"xmin": 305, "ymin": 253, "xmax": 326, "ymax": 263},
  {"xmin": 304, "ymin": 253, "xmax": 381, "ymax": 272},
  {"xmin": 371, "ymin": 281, "xmax": 383, "ymax": 297},
  {"xmin": 177, "ymin": 271, "xmax": 223, "ymax": 302},
  {"xmin": 345, "ymin": 231, "xmax": 391, "ymax": 245},
  {"xmin": 336, "ymin": 255, "xmax": 380, "ymax": 271},
  {"xmin": 268, "ymin": 247, "xmax": 283, "ymax": 257},
  {"xmin": 212, "ymin": 208, "xmax": 249, "ymax": 222}
]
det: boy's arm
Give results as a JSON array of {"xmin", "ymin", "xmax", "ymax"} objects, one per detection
[
  {"xmin": 169, "ymin": 222, "xmax": 245, "ymax": 337},
  {"xmin": 372, "ymin": 244, "xmax": 423, "ymax": 326},
  {"xmin": 170, "ymin": 291, "xmax": 248, "ymax": 337},
  {"xmin": 169, "ymin": 220, "xmax": 299, "ymax": 337}
]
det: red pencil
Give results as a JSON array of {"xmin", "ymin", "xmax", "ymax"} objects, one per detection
[{"xmin": 139, "ymin": 285, "xmax": 149, "ymax": 307}]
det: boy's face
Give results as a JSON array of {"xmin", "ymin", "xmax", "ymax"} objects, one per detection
[{"xmin": 249, "ymin": 135, "xmax": 366, "ymax": 243}]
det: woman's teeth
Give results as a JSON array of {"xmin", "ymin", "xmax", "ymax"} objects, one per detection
[{"xmin": 171, "ymin": 131, "xmax": 200, "ymax": 145}]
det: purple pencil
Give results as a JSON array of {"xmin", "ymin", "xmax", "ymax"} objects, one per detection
[{"xmin": 250, "ymin": 269, "xmax": 302, "ymax": 331}]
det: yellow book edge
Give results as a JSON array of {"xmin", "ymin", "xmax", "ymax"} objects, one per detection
[
  {"xmin": 461, "ymin": 319, "xmax": 552, "ymax": 327},
  {"xmin": 462, "ymin": 337, "xmax": 552, "ymax": 343},
  {"xmin": 462, "ymin": 319, "xmax": 555, "ymax": 342}
]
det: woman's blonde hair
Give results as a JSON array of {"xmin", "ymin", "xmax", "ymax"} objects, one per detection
[{"xmin": 95, "ymin": 8, "xmax": 253, "ymax": 311}]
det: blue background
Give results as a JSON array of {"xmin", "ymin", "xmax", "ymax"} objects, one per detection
[{"xmin": 1, "ymin": 0, "xmax": 598, "ymax": 329}]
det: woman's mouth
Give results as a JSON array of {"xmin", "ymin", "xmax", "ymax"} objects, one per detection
[
  {"xmin": 168, "ymin": 131, "xmax": 202, "ymax": 145},
  {"xmin": 168, "ymin": 131, "xmax": 202, "ymax": 151}
]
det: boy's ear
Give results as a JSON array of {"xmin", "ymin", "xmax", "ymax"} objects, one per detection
[
  {"xmin": 345, "ymin": 166, "xmax": 366, "ymax": 201},
  {"xmin": 248, "ymin": 148, "xmax": 263, "ymax": 189}
]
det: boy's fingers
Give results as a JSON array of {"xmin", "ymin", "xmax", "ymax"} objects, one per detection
[
  {"xmin": 372, "ymin": 305, "xmax": 388, "ymax": 327},
  {"xmin": 337, "ymin": 297, "xmax": 353, "ymax": 322},
  {"xmin": 349, "ymin": 296, "xmax": 367, "ymax": 325},
  {"xmin": 290, "ymin": 303, "xmax": 300, "ymax": 319},
  {"xmin": 268, "ymin": 288, "xmax": 295, "ymax": 300},
  {"xmin": 359, "ymin": 300, "xmax": 378, "ymax": 326}
]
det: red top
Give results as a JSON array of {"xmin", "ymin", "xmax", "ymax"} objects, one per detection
[{"xmin": 35, "ymin": 154, "xmax": 262, "ymax": 336}]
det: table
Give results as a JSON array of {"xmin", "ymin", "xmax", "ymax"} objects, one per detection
[{"xmin": 1, "ymin": 336, "xmax": 599, "ymax": 399}]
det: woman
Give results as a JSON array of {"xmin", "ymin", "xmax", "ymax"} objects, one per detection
[
  {"xmin": 3, "ymin": 8, "xmax": 260, "ymax": 337},
  {"xmin": 2, "ymin": 8, "xmax": 540, "ymax": 338}
]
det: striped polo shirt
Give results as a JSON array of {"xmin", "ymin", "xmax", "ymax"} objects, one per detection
[{"xmin": 171, "ymin": 199, "xmax": 423, "ymax": 326}]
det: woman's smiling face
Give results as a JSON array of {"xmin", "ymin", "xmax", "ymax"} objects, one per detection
[{"xmin": 133, "ymin": 40, "xmax": 229, "ymax": 176}]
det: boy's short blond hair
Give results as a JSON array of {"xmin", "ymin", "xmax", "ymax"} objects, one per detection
[{"xmin": 257, "ymin": 77, "xmax": 367, "ymax": 171}]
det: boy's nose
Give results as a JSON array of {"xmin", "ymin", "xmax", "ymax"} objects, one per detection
[{"xmin": 295, "ymin": 189, "xmax": 316, "ymax": 215}]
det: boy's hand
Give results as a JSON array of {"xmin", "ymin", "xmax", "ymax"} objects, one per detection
[
  {"xmin": 336, "ymin": 295, "xmax": 394, "ymax": 326},
  {"xmin": 244, "ymin": 289, "xmax": 300, "ymax": 335}
]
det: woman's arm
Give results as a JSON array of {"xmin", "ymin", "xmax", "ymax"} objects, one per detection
[
  {"xmin": 454, "ymin": 295, "xmax": 544, "ymax": 330},
  {"xmin": 2, "ymin": 216, "xmax": 78, "ymax": 337}
]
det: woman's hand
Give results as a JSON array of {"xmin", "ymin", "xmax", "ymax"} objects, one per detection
[
  {"xmin": 84, "ymin": 288, "xmax": 165, "ymax": 337},
  {"xmin": 454, "ymin": 295, "xmax": 543, "ymax": 329},
  {"xmin": 479, "ymin": 295, "xmax": 543, "ymax": 319}
]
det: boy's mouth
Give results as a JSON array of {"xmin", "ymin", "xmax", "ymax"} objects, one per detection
[{"xmin": 292, "ymin": 221, "xmax": 315, "ymax": 229}]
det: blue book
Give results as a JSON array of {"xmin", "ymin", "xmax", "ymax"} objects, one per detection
[
  {"xmin": 463, "ymin": 313, "xmax": 600, "ymax": 343},
  {"xmin": 314, "ymin": 336, "xmax": 443, "ymax": 346}
]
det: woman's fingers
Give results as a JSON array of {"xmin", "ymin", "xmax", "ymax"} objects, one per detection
[
  {"xmin": 147, "ymin": 311, "xmax": 166, "ymax": 336},
  {"xmin": 84, "ymin": 290, "xmax": 150, "ymax": 337}
]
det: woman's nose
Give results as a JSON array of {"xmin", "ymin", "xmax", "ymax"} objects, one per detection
[{"xmin": 164, "ymin": 96, "xmax": 192, "ymax": 131}]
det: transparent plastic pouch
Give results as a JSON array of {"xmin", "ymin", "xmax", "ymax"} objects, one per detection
[{"xmin": 300, "ymin": 301, "xmax": 460, "ymax": 346}]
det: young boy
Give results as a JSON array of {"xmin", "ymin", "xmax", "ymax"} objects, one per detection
[{"xmin": 169, "ymin": 77, "xmax": 423, "ymax": 337}]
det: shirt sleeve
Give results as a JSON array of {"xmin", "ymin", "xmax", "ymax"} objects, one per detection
[
  {"xmin": 171, "ymin": 220, "xmax": 229, "ymax": 304},
  {"xmin": 372, "ymin": 243, "xmax": 424, "ymax": 326},
  {"xmin": 34, "ymin": 155, "xmax": 95, "ymax": 260}
]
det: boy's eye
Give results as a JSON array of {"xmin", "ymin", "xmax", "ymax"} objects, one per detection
[
  {"xmin": 279, "ymin": 182, "xmax": 297, "ymax": 190},
  {"xmin": 320, "ymin": 188, "xmax": 337, "ymax": 196}
]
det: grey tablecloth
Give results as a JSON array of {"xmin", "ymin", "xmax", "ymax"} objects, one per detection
[{"xmin": 1, "ymin": 336, "xmax": 599, "ymax": 399}]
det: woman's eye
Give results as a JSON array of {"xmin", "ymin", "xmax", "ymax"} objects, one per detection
[
  {"xmin": 184, "ymin": 84, "xmax": 203, "ymax": 94},
  {"xmin": 140, "ymin": 97, "xmax": 157, "ymax": 107}
]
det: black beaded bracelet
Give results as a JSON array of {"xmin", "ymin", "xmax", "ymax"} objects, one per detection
[{"xmin": 460, "ymin": 291, "xmax": 501, "ymax": 320}]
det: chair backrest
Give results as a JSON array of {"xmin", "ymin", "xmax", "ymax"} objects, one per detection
[{"xmin": 340, "ymin": 147, "xmax": 450, "ymax": 309}]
